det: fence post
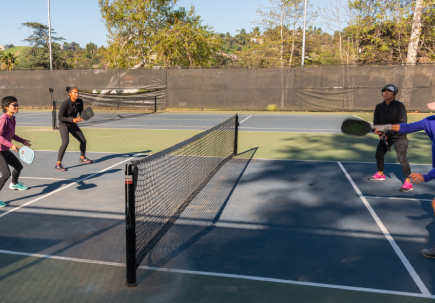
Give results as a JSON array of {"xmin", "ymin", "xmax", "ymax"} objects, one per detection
[
  {"xmin": 125, "ymin": 162, "xmax": 137, "ymax": 286},
  {"xmin": 154, "ymin": 96, "xmax": 157, "ymax": 113},
  {"xmin": 52, "ymin": 100, "xmax": 57, "ymax": 130},
  {"xmin": 234, "ymin": 114, "xmax": 238, "ymax": 156}
]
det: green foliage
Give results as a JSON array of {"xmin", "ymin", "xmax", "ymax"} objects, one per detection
[
  {"xmin": 99, "ymin": 0, "xmax": 219, "ymax": 68},
  {"xmin": 1, "ymin": 53, "xmax": 17, "ymax": 70},
  {"xmin": 21, "ymin": 22, "xmax": 65, "ymax": 47},
  {"xmin": 99, "ymin": 0, "xmax": 178, "ymax": 68},
  {"xmin": 152, "ymin": 8, "xmax": 222, "ymax": 67}
]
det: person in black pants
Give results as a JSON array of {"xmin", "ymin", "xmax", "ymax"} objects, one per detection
[
  {"xmin": 368, "ymin": 84, "xmax": 412, "ymax": 192},
  {"xmin": 0, "ymin": 96, "xmax": 32, "ymax": 207},
  {"xmin": 55, "ymin": 87, "xmax": 92, "ymax": 172}
]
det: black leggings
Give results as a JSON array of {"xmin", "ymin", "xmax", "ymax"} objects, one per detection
[
  {"xmin": 58, "ymin": 123, "xmax": 86, "ymax": 162},
  {"xmin": 0, "ymin": 151, "xmax": 23, "ymax": 190},
  {"xmin": 376, "ymin": 137, "xmax": 411, "ymax": 178}
]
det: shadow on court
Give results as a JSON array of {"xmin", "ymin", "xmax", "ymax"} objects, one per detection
[{"xmin": 138, "ymin": 148, "xmax": 258, "ymax": 283}]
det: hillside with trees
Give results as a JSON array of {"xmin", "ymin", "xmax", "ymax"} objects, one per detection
[{"xmin": 2, "ymin": 0, "xmax": 434, "ymax": 70}]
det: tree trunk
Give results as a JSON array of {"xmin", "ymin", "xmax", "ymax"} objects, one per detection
[
  {"xmin": 402, "ymin": 0, "xmax": 425, "ymax": 107},
  {"xmin": 406, "ymin": 0, "xmax": 425, "ymax": 64}
]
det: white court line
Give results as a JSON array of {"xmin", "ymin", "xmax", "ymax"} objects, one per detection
[
  {"xmin": 352, "ymin": 115, "xmax": 372, "ymax": 124},
  {"xmin": 239, "ymin": 115, "xmax": 252, "ymax": 124},
  {"xmin": 240, "ymin": 127, "xmax": 339, "ymax": 130},
  {"xmin": 128, "ymin": 118, "xmax": 225, "ymax": 121},
  {"xmin": 337, "ymin": 161, "xmax": 430, "ymax": 296},
  {"xmin": 249, "ymin": 158, "xmax": 432, "ymax": 166},
  {"xmin": 17, "ymin": 123, "xmax": 50, "ymax": 125},
  {"xmin": 364, "ymin": 195, "xmax": 433, "ymax": 202},
  {"xmin": 83, "ymin": 125, "xmax": 210, "ymax": 128},
  {"xmin": 0, "ymin": 249, "xmax": 433, "ymax": 299},
  {"xmin": 16, "ymin": 113, "xmax": 50, "ymax": 117},
  {"xmin": 0, "ymin": 155, "xmax": 139, "ymax": 219}
]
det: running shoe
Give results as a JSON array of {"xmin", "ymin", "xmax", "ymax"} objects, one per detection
[
  {"xmin": 9, "ymin": 182, "xmax": 28, "ymax": 190},
  {"xmin": 55, "ymin": 163, "xmax": 66, "ymax": 172},
  {"xmin": 367, "ymin": 172, "xmax": 385, "ymax": 181},
  {"xmin": 421, "ymin": 246, "xmax": 435, "ymax": 258},
  {"xmin": 79, "ymin": 157, "xmax": 93, "ymax": 164},
  {"xmin": 0, "ymin": 200, "xmax": 6, "ymax": 208},
  {"xmin": 399, "ymin": 181, "xmax": 414, "ymax": 192}
]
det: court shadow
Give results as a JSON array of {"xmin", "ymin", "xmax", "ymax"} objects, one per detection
[
  {"xmin": 64, "ymin": 151, "xmax": 150, "ymax": 170},
  {"xmin": 406, "ymin": 197, "xmax": 435, "ymax": 244},
  {"xmin": 3, "ymin": 168, "xmax": 121, "ymax": 205},
  {"xmin": 136, "ymin": 148, "xmax": 258, "ymax": 283}
]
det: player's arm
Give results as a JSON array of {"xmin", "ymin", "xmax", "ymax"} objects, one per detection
[{"xmin": 375, "ymin": 119, "xmax": 426, "ymax": 134}]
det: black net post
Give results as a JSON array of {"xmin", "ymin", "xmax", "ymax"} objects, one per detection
[
  {"xmin": 234, "ymin": 114, "xmax": 238, "ymax": 156},
  {"xmin": 52, "ymin": 100, "xmax": 57, "ymax": 130},
  {"xmin": 154, "ymin": 96, "xmax": 157, "ymax": 113},
  {"xmin": 125, "ymin": 162, "xmax": 137, "ymax": 286}
]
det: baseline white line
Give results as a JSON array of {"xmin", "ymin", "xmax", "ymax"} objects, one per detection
[
  {"xmin": 239, "ymin": 115, "xmax": 252, "ymax": 124},
  {"xmin": 0, "ymin": 155, "xmax": 139, "ymax": 219},
  {"xmin": 364, "ymin": 195, "xmax": 433, "ymax": 202},
  {"xmin": 0, "ymin": 248, "xmax": 431, "ymax": 299},
  {"xmin": 337, "ymin": 161, "xmax": 430, "ymax": 296},
  {"xmin": 250, "ymin": 158, "xmax": 432, "ymax": 166},
  {"xmin": 138, "ymin": 265, "xmax": 435, "ymax": 299}
]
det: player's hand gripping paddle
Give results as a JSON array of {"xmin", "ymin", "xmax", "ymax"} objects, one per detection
[
  {"xmin": 81, "ymin": 107, "xmax": 94, "ymax": 121},
  {"xmin": 19, "ymin": 146, "xmax": 35, "ymax": 164},
  {"xmin": 341, "ymin": 118, "xmax": 391, "ymax": 152}
]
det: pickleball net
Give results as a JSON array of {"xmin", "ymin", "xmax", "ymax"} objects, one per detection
[
  {"xmin": 125, "ymin": 114, "xmax": 239, "ymax": 285},
  {"xmin": 52, "ymin": 97, "xmax": 164, "ymax": 129}
]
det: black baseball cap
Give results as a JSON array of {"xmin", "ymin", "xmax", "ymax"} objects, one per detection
[{"xmin": 382, "ymin": 84, "xmax": 398, "ymax": 94}]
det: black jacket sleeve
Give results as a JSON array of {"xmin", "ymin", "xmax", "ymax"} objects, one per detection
[
  {"xmin": 398, "ymin": 103, "xmax": 407, "ymax": 124},
  {"xmin": 58, "ymin": 101, "xmax": 74, "ymax": 123}
]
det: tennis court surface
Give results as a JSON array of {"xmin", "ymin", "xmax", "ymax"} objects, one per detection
[{"xmin": 1, "ymin": 113, "xmax": 435, "ymax": 303}]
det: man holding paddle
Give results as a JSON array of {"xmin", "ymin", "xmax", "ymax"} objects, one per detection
[
  {"xmin": 375, "ymin": 116, "xmax": 435, "ymax": 258},
  {"xmin": 368, "ymin": 84, "xmax": 413, "ymax": 192}
]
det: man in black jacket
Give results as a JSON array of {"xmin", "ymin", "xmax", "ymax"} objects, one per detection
[{"xmin": 368, "ymin": 84, "xmax": 412, "ymax": 192}]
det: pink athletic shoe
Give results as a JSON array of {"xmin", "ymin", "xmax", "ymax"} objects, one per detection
[
  {"xmin": 367, "ymin": 172, "xmax": 385, "ymax": 181},
  {"xmin": 400, "ymin": 181, "xmax": 413, "ymax": 192}
]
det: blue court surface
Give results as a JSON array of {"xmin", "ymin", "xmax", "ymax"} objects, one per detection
[
  {"xmin": 0, "ymin": 149, "xmax": 434, "ymax": 301},
  {"xmin": 16, "ymin": 111, "xmax": 348, "ymax": 133}
]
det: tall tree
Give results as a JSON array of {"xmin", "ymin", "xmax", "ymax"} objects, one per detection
[
  {"xmin": 18, "ymin": 22, "xmax": 66, "ymax": 69},
  {"xmin": 99, "ymin": 0, "xmax": 177, "ymax": 68},
  {"xmin": 22, "ymin": 22, "xmax": 65, "ymax": 47}
]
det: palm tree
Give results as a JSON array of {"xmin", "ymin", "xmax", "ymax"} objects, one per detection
[{"xmin": 1, "ymin": 53, "xmax": 17, "ymax": 71}]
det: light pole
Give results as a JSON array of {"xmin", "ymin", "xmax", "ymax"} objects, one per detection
[
  {"xmin": 301, "ymin": 0, "xmax": 308, "ymax": 67},
  {"xmin": 48, "ymin": 0, "xmax": 53, "ymax": 70}
]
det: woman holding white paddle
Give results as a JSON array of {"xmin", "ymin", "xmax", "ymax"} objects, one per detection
[{"xmin": 0, "ymin": 96, "xmax": 32, "ymax": 208}]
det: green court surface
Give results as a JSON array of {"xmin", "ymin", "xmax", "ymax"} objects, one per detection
[
  {"xmin": 1, "ymin": 253, "xmax": 433, "ymax": 303},
  {"xmin": 16, "ymin": 126, "xmax": 433, "ymax": 164}
]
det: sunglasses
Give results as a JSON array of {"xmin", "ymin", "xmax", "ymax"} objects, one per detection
[{"xmin": 10, "ymin": 103, "xmax": 18, "ymax": 107}]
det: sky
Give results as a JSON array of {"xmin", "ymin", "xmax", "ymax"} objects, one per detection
[{"xmin": 0, "ymin": 0, "xmax": 324, "ymax": 48}]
